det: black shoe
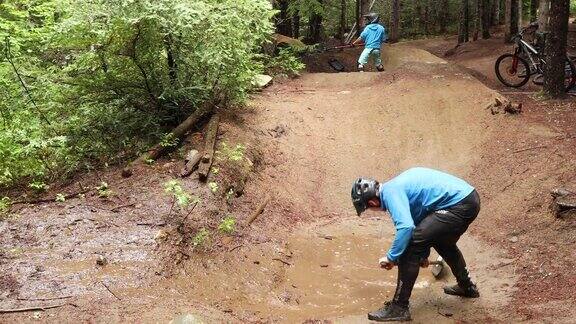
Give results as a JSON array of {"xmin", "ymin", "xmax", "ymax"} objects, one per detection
[
  {"xmin": 443, "ymin": 283, "xmax": 480, "ymax": 298},
  {"xmin": 377, "ymin": 65, "xmax": 385, "ymax": 72},
  {"xmin": 367, "ymin": 301, "xmax": 412, "ymax": 322}
]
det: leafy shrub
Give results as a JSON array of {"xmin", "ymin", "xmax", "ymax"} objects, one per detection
[
  {"xmin": 0, "ymin": 0, "xmax": 275, "ymax": 189},
  {"xmin": 218, "ymin": 215, "xmax": 236, "ymax": 234},
  {"xmin": 264, "ymin": 47, "xmax": 306, "ymax": 77},
  {"xmin": 164, "ymin": 179, "xmax": 194, "ymax": 207},
  {"xmin": 192, "ymin": 228, "xmax": 210, "ymax": 247},
  {"xmin": 96, "ymin": 181, "xmax": 113, "ymax": 198},
  {"xmin": 216, "ymin": 142, "xmax": 247, "ymax": 162},
  {"xmin": 0, "ymin": 197, "xmax": 11, "ymax": 215}
]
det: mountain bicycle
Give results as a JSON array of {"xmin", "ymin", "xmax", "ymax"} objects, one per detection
[{"xmin": 495, "ymin": 23, "xmax": 576, "ymax": 91}]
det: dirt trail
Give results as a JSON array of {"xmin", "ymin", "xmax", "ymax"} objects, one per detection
[{"xmin": 1, "ymin": 45, "xmax": 526, "ymax": 323}]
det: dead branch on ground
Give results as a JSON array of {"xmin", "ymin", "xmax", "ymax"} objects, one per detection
[{"xmin": 197, "ymin": 114, "xmax": 220, "ymax": 181}]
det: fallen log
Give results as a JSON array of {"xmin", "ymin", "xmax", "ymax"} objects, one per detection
[
  {"xmin": 197, "ymin": 114, "xmax": 220, "ymax": 181},
  {"xmin": 122, "ymin": 102, "xmax": 214, "ymax": 177},
  {"xmin": 247, "ymin": 196, "xmax": 271, "ymax": 225},
  {"xmin": 180, "ymin": 149, "xmax": 201, "ymax": 177}
]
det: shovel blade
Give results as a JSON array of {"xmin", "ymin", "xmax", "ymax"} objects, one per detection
[{"xmin": 431, "ymin": 256, "xmax": 445, "ymax": 279}]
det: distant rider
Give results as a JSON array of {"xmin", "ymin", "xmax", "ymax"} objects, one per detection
[
  {"xmin": 351, "ymin": 167, "xmax": 481, "ymax": 322},
  {"xmin": 351, "ymin": 12, "xmax": 387, "ymax": 72}
]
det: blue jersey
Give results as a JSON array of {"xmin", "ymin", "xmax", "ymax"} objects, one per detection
[
  {"xmin": 379, "ymin": 167, "xmax": 475, "ymax": 261},
  {"xmin": 360, "ymin": 23, "xmax": 387, "ymax": 49}
]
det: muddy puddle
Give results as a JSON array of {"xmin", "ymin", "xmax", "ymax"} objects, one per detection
[
  {"xmin": 270, "ymin": 219, "xmax": 437, "ymax": 322},
  {"xmin": 168, "ymin": 216, "xmax": 450, "ymax": 323}
]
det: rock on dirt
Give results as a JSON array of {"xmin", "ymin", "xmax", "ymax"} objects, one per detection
[{"xmin": 96, "ymin": 255, "xmax": 108, "ymax": 266}]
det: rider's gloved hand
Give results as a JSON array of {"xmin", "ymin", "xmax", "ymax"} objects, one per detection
[{"xmin": 379, "ymin": 256, "xmax": 396, "ymax": 270}]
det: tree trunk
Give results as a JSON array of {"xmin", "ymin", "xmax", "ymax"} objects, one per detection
[
  {"xmin": 481, "ymin": 0, "xmax": 491, "ymax": 38},
  {"xmin": 538, "ymin": 0, "xmax": 550, "ymax": 31},
  {"xmin": 459, "ymin": 0, "xmax": 470, "ymax": 44},
  {"xmin": 361, "ymin": 0, "xmax": 370, "ymax": 16},
  {"xmin": 415, "ymin": 1, "xmax": 424, "ymax": 34},
  {"xmin": 424, "ymin": 0, "xmax": 431, "ymax": 34},
  {"xmin": 293, "ymin": 10, "xmax": 300, "ymax": 39},
  {"xmin": 340, "ymin": 0, "xmax": 346, "ymax": 41},
  {"xmin": 505, "ymin": 0, "xmax": 511, "ymax": 39},
  {"xmin": 440, "ymin": 0, "xmax": 450, "ymax": 33},
  {"xmin": 505, "ymin": 0, "xmax": 519, "ymax": 42},
  {"xmin": 518, "ymin": 0, "xmax": 522, "ymax": 27},
  {"xmin": 490, "ymin": 0, "xmax": 498, "ymax": 25},
  {"xmin": 530, "ymin": 0, "xmax": 539, "ymax": 22},
  {"xmin": 543, "ymin": 0, "xmax": 569, "ymax": 97},
  {"xmin": 473, "ymin": 0, "xmax": 480, "ymax": 40},
  {"xmin": 275, "ymin": 0, "xmax": 292, "ymax": 36},
  {"xmin": 499, "ymin": 0, "xmax": 505, "ymax": 24},
  {"xmin": 308, "ymin": 0, "xmax": 323, "ymax": 43},
  {"xmin": 356, "ymin": 0, "xmax": 361, "ymax": 36},
  {"xmin": 390, "ymin": 0, "xmax": 400, "ymax": 42}
]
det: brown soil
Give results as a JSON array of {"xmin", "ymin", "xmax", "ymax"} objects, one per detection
[{"xmin": 1, "ymin": 29, "xmax": 576, "ymax": 323}]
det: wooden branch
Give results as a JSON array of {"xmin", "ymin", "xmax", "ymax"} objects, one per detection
[
  {"xmin": 101, "ymin": 281, "xmax": 121, "ymax": 301},
  {"xmin": 247, "ymin": 196, "xmax": 271, "ymax": 225},
  {"xmin": 17, "ymin": 295, "xmax": 73, "ymax": 301},
  {"xmin": 123, "ymin": 102, "xmax": 214, "ymax": 176},
  {"xmin": 12, "ymin": 187, "xmax": 91, "ymax": 205},
  {"xmin": 272, "ymin": 258, "xmax": 292, "ymax": 266},
  {"xmin": 0, "ymin": 304, "xmax": 67, "ymax": 313},
  {"xmin": 110, "ymin": 202, "xmax": 135, "ymax": 212},
  {"xmin": 197, "ymin": 114, "xmax": 220, "ymax": 181},
  {"xmin": 180, "ymin": 149, "xmax": 202, "ymax": 177}
]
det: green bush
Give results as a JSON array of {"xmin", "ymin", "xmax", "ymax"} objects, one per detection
[
  {"xmin": 264, "ymin": 47, "xmax": 306, "ymax": 77},
  {"xmin": 0, "ymin": 0, "xmax": 275, "ymax": 189}
]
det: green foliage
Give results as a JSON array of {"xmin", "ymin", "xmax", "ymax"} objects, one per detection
[
  {"xmin": 0, "ymin": 197, "xmax": 11, "ymax": 215},
  {"xmin": 192, "ymin": 228, "xmax": 210, "ymax": 247},
  {"xmin": 0, "ymin": 0, "xmax": 275, "ymax": 189},
  {"xmin": 96, "ymin": 181, "xmax": 112, "ymax": 198},
  {"xmin": 208, "ymin": 181, "xmax": 219, "ymax": 193},
  {"xmin": 264, "ymin": 47, "xmax": 306, "ymax": 77},
  {"xmin": 164, "ymin": 179, "xmax": 197, "ymax": 207},
  {"xmin": 29, "ymin": 181, "xmax": 48, "ymax": 192},
  {"xmin": 216, "ymin": 142, "xmax": 246, "ymax": 162},
  {"xmin": 218, "ymin": 215, "xmax": 236, "ymax": 234},
  {"xmin": 160, "ymin": 133, "xmax": 178, "ymax": 148},
  {"xmin": 55, "ymin": 193, "xmax": 65, "ymax": 202}
]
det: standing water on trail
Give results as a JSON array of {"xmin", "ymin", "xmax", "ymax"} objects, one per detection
[{"xmin": 275, "ymin": 217, "xmax": 437, "ymax": 322}]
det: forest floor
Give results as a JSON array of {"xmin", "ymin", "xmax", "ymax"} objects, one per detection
[{"xmin": 1, "ymin": 29, "xmax": 575, "ymax": 323}]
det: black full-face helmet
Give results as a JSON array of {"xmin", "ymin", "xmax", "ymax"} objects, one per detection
[
  {"xmin": 351, "ymin": 177, "xmax": 379, "ymax": 216},
  {"xmin": 364, "ymin": 12, "xmax": 379, "ymax": 24}
]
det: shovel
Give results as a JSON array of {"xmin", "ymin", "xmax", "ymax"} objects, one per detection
[{"xmin": 429, "ymin": 256, "xmax": 446, "ymax": 279}]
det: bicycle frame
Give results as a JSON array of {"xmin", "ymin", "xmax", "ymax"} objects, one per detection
[{"xmin": 515, "ymin": 38, "xmax": 543, "ymax": 75}]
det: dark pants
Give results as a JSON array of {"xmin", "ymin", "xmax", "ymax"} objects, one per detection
[{"xmin": 392, "ymin": 190, "xmax": 481, "ymax": 306}]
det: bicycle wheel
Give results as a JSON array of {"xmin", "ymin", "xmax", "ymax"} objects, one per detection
[{"xmin": 495, "ymin": 53, "xmax": 531, "ymax": 88}]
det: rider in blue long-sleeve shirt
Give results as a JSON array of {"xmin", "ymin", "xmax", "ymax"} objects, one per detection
[
  {"xmin": 352, "ymin": 12, "xmax": 387, "ymax": 72},
  {"xmin": 351, "ymin": 167, "xmax": 480, "ymax": 322}
]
